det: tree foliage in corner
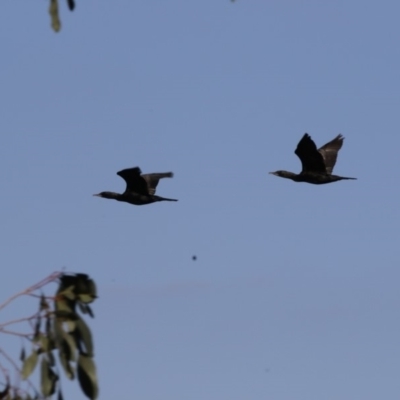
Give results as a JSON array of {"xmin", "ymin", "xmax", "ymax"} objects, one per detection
[
  {"xmin": 48, "ymin": 0, "xmax": 75, "ymax": 32},
  {"xmin": 0, "ymin": 272, "xmax": 98, "ymax": 399}
]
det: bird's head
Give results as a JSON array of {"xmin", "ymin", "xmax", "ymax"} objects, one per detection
[
  {"xmin": 269, "ymin": 170, "xmax": 298, "ymax": 180},
  {"xmin": 93, "ymin": 191, "xmax": 119, "ymax": 200},
  {"xmin": 269, "ymin": 171, "xmax": 285, "ymax": 177}
]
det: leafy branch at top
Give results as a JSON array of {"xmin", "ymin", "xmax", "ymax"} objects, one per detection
[{"xmin": 0, "ymin": 272, "xmax": 98, "ymax": 400}]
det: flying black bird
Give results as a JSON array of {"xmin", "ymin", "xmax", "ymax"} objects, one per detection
[
  {"xmin": 269, "ymin": 133, "xmax": 356, "ymax": 184},
  {"xmin": 94, "ymin": 167, "xmax": 178, "ymax": 205}
]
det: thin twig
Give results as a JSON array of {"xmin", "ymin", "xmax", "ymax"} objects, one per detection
[
  {"xmin": 0, "ymin": 359, "xmax": 9, "ymax": 383},
  {"xmin": 0, "ymin": 312, "xmax": 39, "ymax": 329},
  {"xmin": 0, "ymin": 329, "xmax": 32, "ymax": 339},
  {"xmin": 0, "ymin": 348, "xmax": 38, "ymax": 395},
  {"xmin": 0, "ymin": 271, "xmax": 62, "ymax": 313}
]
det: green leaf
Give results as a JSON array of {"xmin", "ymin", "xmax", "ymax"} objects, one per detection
[
  {"xmin": 63, "ymin": 331, "xmax": 77, "ymax": 362},
  {"xmin": 78, "ymin": 293, "xmax": 95, "ymax": 304},
  {"xmin": 65, "ymin": 319, "xmax": 76, "ymax": 332},
  {"xmin": 21, "ymin": 351, "xmax": 38, "ymax": 380},
  {"xmin": 74, "ymin": 317, "xmax": 94, "ymax": 356},
  {"xmin": 40, "ymin": 357, "xmax": 58, "ymax": 397},
  {"xmin": 49, "ymin": 0, "xmax": 61, "ymax": 32},
  {"xmin": 74, "ymin": 275, "xmax": 97, "ymax": 303},
  {"xmin": 40, "ymin": 336, "xmax": 49, "ymax": 353},
  {"xmin": 54, "ymin": 320, "xmax": 76, "ymax": 380},
  {"xmin": 59, "ymin": 348, "xmax": 75, "ymax": 380},
  {"xmin": 77, "ymin": 355, "xmax": 98, "ymax": 400},
  {"xmin": 55, "ymin": 321, "xmax": 77, "ymax": 362},
  {"xmin": 58, "ymin": 285, "xmax": 76, "ymax": 301},
  {"xmin": 54, "ymin": 298, "xmax": 76, "ymax": 322}
]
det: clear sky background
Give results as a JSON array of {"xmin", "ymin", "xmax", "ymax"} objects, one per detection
[{"xmin": 1, "ymin": 1, "xmax": 400, "ymax": 399}]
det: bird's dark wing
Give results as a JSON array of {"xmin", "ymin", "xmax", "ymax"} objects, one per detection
[
  {"xmin": 141, "ymin": 172, "xmax": 173, "ymax": 195},
  {"xmin": 318, "ymin": 134, "xmax": 344, "ymax": 175},
  {"xmin": 117, "ymin": 167, "xmax": 149, "ymax": 195},
  {"xmin": 294, "ymin": 134, "xmax": 327, "ymax": 174}
]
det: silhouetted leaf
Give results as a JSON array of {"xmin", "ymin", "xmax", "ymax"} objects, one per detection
[
  {"xmin": 33, "ymin": 316, "xmax": 41, "ymax": 342},
  {"xmin": 21, "ymin": 351, "xmax": 38, "ymax": 380},
  {"xmin": 47, "ymin": 348, "xmax": 56, "ymax": 367},
  {"xmin": 78, "ymin": 302, "xmax": 94, "ymax": 317},
  {"xmin": 77, "ymin": 355, "xmax": 98, "ymax": 399},
  {"xmin": 59, "ymin": 349, "xmax": 75, "ymax": 380},
  {"xmin": 40, "ymin": 357, "xmax": 58, "ymax": 397},
  {"xmin": 49, "ymin": 0, "xmax": 61, "ymax": 32},
  {"xmin": 45, "ymin": 316, "xmax": 51, "ymax": 336},
  {"xmin": 0, "ymin": 380, "xmax": 9, "ymax": 399},
  {"xmin": 78, "ymin": 302, "xmax": 88, "ymax": 314},
  {"xmin": 85, "ymin": 304, "xmax": 94, "ymax": 318},
  {"xmin": 86, "ymin": 279, "xmax": 97, "ymax": 301},
  {"xmin": 67, "ymin": 0, "xmax": 75, "ymax": 11},
  {"xmin": 58, "ymin": 275, "xmax": 78, "ymax": 291},
  {"xmin": 58, "ymin": 388, "xmax": 64, "ymax": 400},
  {"xmin": 20, "ymin": 346, "xmax": 26, "ymax": 362},
  {"xmin": 74, "ymin": 317, "xmax": 93, "ymax": 356}
]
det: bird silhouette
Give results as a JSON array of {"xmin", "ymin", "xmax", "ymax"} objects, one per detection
[
  {"xmin": 270, "ymin": 133, "xmax": 356, "ymax": 184},
  {"xmin": 94, "ymin": 167, "xmax": 177, "ymax": 205}
]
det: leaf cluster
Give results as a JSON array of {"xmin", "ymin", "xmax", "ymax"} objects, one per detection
[
  {"xmin": 48, "ymin": 0, "xmax": 75, "ymax": 32},
  {"xmin": 14, "ymin": 273, "xmax": 98, "ymax": 400}
]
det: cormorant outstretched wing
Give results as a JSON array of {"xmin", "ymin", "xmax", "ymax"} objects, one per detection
[
  {"xmin": 141, "ymin": 172, "xmax": 174, "ymax": 195},
  {"xmin": 295, "ymin": 134, "xmax": 326, "ymax": 174},
  {"xmin": 117, "ymin": 167, "xmax": 149, "ymax": 195},
  {"xmin": 318, "ymin": 134, "xmax": 344, "ymax": 175}
]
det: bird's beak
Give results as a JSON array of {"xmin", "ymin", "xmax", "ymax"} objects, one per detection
[{"xmin": 268, "ymin": 172, "xmax": 275, "ymax": 175}]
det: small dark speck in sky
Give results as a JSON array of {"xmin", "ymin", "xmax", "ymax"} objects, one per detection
[{"xmin": 192, "ymin": 255, "xmax": 197, "ymax": 261}]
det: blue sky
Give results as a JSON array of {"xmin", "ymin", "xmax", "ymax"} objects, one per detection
[{"xmin": 1, "ymin": 1, "xmax": 400, "ymax": 399}]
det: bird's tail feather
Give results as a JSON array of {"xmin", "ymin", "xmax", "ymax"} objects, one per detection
[{"xmin": 154, "ymin": 195, "xmax": 178, "ymax": 202}]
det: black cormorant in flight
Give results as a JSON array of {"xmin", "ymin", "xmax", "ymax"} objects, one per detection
[
  {"xmin": 94, "ymin": 167, "xmax": 178, "ymax": 205},
  {"xmin": 270, "ymin": 133, "xmax": 356, "ymax": 184}
]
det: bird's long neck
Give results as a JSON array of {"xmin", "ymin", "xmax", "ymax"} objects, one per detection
[
  {"xmin": 278, "ymin": 171, "xmax": 300, "ymax": 181},
  {"xmin": 99, "ymin": 192, "xmax": 124, "ymax": 200}
]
